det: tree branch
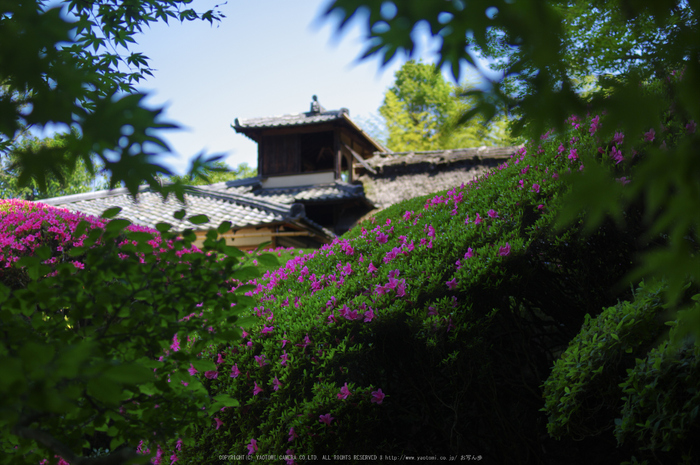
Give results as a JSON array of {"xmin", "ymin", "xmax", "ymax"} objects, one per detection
[{"xmin": 14, "ymin": 425, "xmax": 141, "ymax": 465}]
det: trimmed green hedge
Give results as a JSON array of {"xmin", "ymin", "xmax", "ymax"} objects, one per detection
[
  {"xmin": 543, "ymin": 280, "xmax": 668, "ymax": 440},
  {"xmin": 543, "ymin": 281, "xmax": 700, "ymax": 465}
]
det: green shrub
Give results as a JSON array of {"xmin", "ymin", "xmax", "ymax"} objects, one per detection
[
  {"xmin": 542, "ymin": 280, "xmax": 669, "ymax": 440},
  {"xmin": 616, "ymin": 311, "xmax": 700, "ymax": 463},
  {"xmin": 543, "ymin": 279, "xmax": 700, "ymax": 465}
]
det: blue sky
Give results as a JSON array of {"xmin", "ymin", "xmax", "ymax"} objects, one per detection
[
  {"xmin": 132, "ymin": 0, "xmax": 407, "ymax": 175},
  {"xmin": 131, "ymin": 0, "xmax": 484, "ymax": 175}
]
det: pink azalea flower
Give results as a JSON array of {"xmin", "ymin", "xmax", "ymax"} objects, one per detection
[
  {"xmin": 446, "ymin": 278, "xmax": 458, "ymax": 290},
  {"xmin": 367, "ymin": 262, "xmax": 377, "ymax": 273},
  {"xmin": 371, "ymin": 389, "xmax": 386, "ymax": 405},
  {"xmin": 254, "ymin": 355, "xmax": 269, "ymax": 367},
  {"xmin": 613, "ymin": 131, "xmax": 624, "ymax": 145},
  {"xmin": 611, "ymin": 146, "xmax": 624, "ymax": 164},
  {"xmin": 280, "ymin": 351, "xmax": 289, "ymax": 366},
  {"xmin": 214, "ymin": 417, "xmax": 223, "ymax": 430},
  {"xmin": 395, "ymin": 279, "xmax": 406, "ymax": 297},
  {"xmin": 253, "ymin": 382, "xmax": 263, "ymax": 396},
  {"xmin": 285, "ymin": 450, "xmax": 295, "ymax": 465},
  {"xmin": 188, "ymin": 364, "xmax": 198, "ymax": 376},
  {"xmin": 230, "ymin": 364, "xmax": 240, "ymax": 378},
  {"xmin": 531, "ymin": 183, "xmax": 540, "ymax": 193},
  {"xmin": 261, "ymin": 325, "xmax": 274, "ymax": 335},
  {"xmin": 568, "ymin": 148, "xmax": 578, "ymax": 161},
  {"xmin": 288, "ymin": 427, "xmax": 299, "ymax": 442},
  {"xmin": 487, "ymin": 209, "xmax": 498, "ymax": 218},
  {"xmin": 344, "ymin": 308, "xmax": 359, "ymax": 320},
  {"xmin": 319, "ymin": 413, "xmax": 334, "ymax": 426},
  {"xmin": 616, "ymin": 177, "xmax": 631, "ymax": 185},
  {"xmin": 170, "ymin": 334, "xmax": 180, "ymax": 352},
  {"xmin": 170, "ymin": 453, "xmax": 179, "ymax": 464},
  {"xmin": 364, "ymin": 307, "xmax": 375, "ymax": 322},
  {"xmin": 204, "ymin": 370, "xmax": 218, "ymax": 379},
  {"xmin": 686, "ymin": 120, "xmax": 696, "ymax": 134},
  {"xmin": 498, "ymin": 243, "xmax": 511, "ymax": 257},
  {"xmin": 644, "ymin": 128, "xmax": 655, "ymax": 142},
  {"xmin": 465, "ymin": 248, "xmax": 474, "ymax": 258},
  {"xmin": 272, "ymin": 376, "xmax": 281, "ymax": 391},
  {"xmin": 383, "ymin": 248, "xmax": 400, "ymax": 264},
  {"xmin": 216, "ymin": 353, "xmax": 224, "ymax": 364},
  {"xmin": 338, "ymin": 382, "xmax": 352, "ymax": 400},
  {"xmin": 247, "ymin": 439, "xmax": 258, "ymax": 455}
]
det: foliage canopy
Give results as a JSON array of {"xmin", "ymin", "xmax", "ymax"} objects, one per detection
[
  {"xmin": 0, "ymin": 0, "xmax": 226, "ymax": 200},
  {"xmin": 326, "ymin": 0, "xmax": 699, "ymax": 326}
]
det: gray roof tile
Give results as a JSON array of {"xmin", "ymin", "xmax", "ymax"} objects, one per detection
[
  {"xmin": 234, "ymin": 109, "xmax": 348, "ymax": 130},
  {"xmin": 202, "ymin": 178, "xmax": 366, "ymax": 204},
  {"xmin": 42, "ymin": 187, "xmax": 297, "ymax": 232}
]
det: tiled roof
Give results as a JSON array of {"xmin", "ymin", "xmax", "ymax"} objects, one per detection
[
  {"xmin": 40, "ymin": 186, "xmax": 330, "ymax": 237},
  {"xmin": 359, "ymin": 146, "xmax": 521, "ymax": 210},
  {"xmin": 233, "ymin": 109, "xmax": 349, "ymax": 130},
  {"xmin": 366, "ymin": 146, "xmax": 518, "ymax": 172},
  {"xmin": 232, "ymin": 99, "xmax": 388, "ymax": 153},
  {"xmin": 361, "ymin": 166, "xmax": 493, "ymax": 210},
  {"xmin": 201, "ymin": 178, "xmax": 368, "ymax": 205}
]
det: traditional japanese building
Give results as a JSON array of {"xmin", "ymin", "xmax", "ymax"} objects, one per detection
[
  {"xmin": 41, "ymin": 97, "xmax": 520, "ymax": 251},
  {"xmin": 41, "ymin": 97, "xmax": 387, "ymax": 250},
  {"xmin": 225, "ymin": 95, "xmax": 387, "ymax": 236}
]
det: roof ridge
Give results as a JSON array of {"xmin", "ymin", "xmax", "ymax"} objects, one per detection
[
  {"xmin": 40, "ymin": 185, "xmax": 149, "ymax": 205},
  {"xmin": 187, "ymin": 188, "xmax": 300, "ymax": 219}
]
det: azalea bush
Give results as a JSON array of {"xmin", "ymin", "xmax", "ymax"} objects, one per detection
[
  {"xmin": 174, "ymin": 105, "xmax": 698, "ymax": 463},
  {"xmin": 0, "ymin": 199, "xmax": 281, "ymax": 465}
]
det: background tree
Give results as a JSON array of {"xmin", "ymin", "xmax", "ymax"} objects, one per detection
[
  {"xmin": 167, "ymin": 161, "xmax": 257, "ymax": 186},
  {"xmin": 379, "ymin": 60, "xmax": 513, "ymax": 151},
  {"xmin": 0, "ymin": 0, "xmax": 225, "ymax": 201},
  {"xmin": 326, "ymin": 0, "xmax": 699, "ymax": 324},
  {"xmin": 1, "ymin": 132, "xmax": 109, "ymax": 200}
]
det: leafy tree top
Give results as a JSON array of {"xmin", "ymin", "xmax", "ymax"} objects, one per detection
[
  {"xmin": 379, "ymin": 60, "xmax": 512, "ymax": 151},
  {"xmin": 1, "ymin": 131, "xmax": 109, "ymax": 200}
]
